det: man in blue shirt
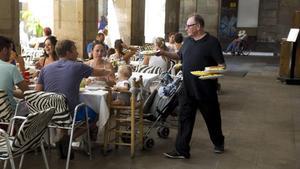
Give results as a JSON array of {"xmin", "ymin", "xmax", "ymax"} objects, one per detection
[
  {"xmin": 36, "ymin": 39, "xmax": 110, "ymax": 112},
  {"xmin": 0, "ymin": 36, "xmax": 28, "ymax": 110},
  {"xmin": 36, "ymin": 39, "xmax": 111, "ymax": 159},
  {"xmin": 86, "ymin": 32, "xmax": 109, "ymax": 58}
]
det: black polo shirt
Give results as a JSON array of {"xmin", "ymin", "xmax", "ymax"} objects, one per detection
[{"xmin": 178, "ymin": 33, "xmax": 225, "ymax": 101}]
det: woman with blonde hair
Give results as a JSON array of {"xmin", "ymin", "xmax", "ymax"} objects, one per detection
[{"xmin": 143, "ymin": 37, "xmax": 170, "ymax": 72}]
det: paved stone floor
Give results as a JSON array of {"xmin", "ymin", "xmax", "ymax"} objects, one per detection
[{"xmin": 5, "ymin": 54, "xmax": 300, "ymax": 169}]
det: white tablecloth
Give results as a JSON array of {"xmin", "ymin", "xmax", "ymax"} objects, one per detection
[
  {"xmin": 79, "ymin": 73, "xmax": 158, "ymax": 141},
  {"xmin": 130, "ymin": 61, "xmax": 140, "ymax": 67},
  {"xmin": 79, "ymin": 90, "xmax": 109, "ymax": 130},
  {"xmin": 130, "ymin": 72, "xmax": 159, "ymax": 91}
]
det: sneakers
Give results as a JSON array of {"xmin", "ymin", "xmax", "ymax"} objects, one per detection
[
  {"xmin": 163, "ymin": 146, "xmax": 224, "ymax": 159},
  {"xmin": 80, "ymin": 137, "xmax": 91, "ymax": 155},
  {"xmin": 214, "ymin": 145, "xmax": 224, "ymax": 154},
  {"xmin": 163, "ymin": 150, "xmax": 189, "ymax": 159}
]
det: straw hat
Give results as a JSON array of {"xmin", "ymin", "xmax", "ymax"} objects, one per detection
[{"xmin": 238, "ymin": 30, "xmax": 246, "ymax": 37}]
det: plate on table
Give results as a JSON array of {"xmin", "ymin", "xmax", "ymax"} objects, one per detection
[
  {"xmin": 85, "ymin": 85, "xmax": 102, "ymax": 91},
  {"xmin": 93, "ymin": 80, "xmax": 108, "ymax": 87},
  {"xmin": 198, "ymin": 74, "xmax": 224, "ymax": 80},
  {"xmin": 173, "ymin": 63, "xmax": 182, "ymax": 69},
  {"xmin": 28, "ymin": 84, "xmax": 36, "ymax": 89},
  {"xmin": 140, "ymin": 50, "xmax": 157, "ymax": 55},
  {"xmin": 204, "ymin": 66, "xmax": 226, "ymax": 73}
]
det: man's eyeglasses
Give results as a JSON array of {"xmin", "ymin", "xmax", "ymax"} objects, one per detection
[{"xmin": 185, "ymin": 23, "xmax": 198, "ymax": 28}]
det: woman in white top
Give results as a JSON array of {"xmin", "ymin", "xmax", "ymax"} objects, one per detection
[
  {"xmin": 165, "ymin": 32, "xmax": 176, "ymax": 52},
  {"xmin": 85, "ymin": 41, "xmax": 115, "ymax": 86},
  {"xmin": 143, "ymin": 37, "xmax": 170, "ymax": 72}
]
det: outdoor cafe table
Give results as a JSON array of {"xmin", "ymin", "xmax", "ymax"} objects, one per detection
[
  {"xmin": 79, "ymin": 89, "xmax": 109, "ymax": 133},
  {"xmin": 129, "ymin": 72, "xmax": 159, "ymax": 91},
  {"xmin": 79, "ymin": 72, "xmax": 159, "ymax": 123},
  {"xmin": 79, "ymin": 73, "xmax": 158, "ymax": 140}
]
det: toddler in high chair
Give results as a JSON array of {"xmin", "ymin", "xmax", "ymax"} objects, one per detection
[{"xmin": 112, "ymin": 65, "xmax": 132, "ymax": 105}]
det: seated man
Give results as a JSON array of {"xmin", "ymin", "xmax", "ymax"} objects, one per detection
[
  {"xmin": 0, "ymin": 36, "xmax": 28, "ymax": 110},
  {"xmin": 35, "ymin": 39, "xmax": 111, "ymax": 159},
  {"xmin": 86, "ymin": 32, "xmax": 109, "ymax": 59}
]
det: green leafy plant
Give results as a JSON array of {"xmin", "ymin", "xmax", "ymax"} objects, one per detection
[{"xmin": 20, "ymin": 10, "xmax": 43, "ymax": 37}]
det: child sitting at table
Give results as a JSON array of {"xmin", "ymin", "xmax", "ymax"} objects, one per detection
[{"xmin": 112, "ymin": 65, "xmax": 132, "ymax": 105}]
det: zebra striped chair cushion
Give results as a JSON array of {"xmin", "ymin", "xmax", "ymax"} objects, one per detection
[
  {"xmin": 135, "ymin": 65, "xmax": 161, "ymax": 74},
  {"xmin": 24, "ymin": 90, "xmax": 72, "ymax": 127},
  {"xmin": 0, "ymin": 108, "xmax": 55, "ymax": 158},
  {"xmin": 12, "ymin": 108, "xmax": 55, "ymax": 157},
  {"xmin": 0, "ymin": 90, "xmax": 14, "ymax": 123},
  {"xmin": 0, "ymin": 136, "xmax": 13, "ymax": 158}
]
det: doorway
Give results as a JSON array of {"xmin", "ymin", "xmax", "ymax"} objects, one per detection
[
  {"xmin": 144, "ymin": 0, "xmax": 166, "ymax": 43},
  {"xmin": 19, "ymin": 0, "xmax": 54, "ymax": 48}
]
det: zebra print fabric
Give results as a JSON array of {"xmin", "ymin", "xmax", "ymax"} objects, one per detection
[
  {"xmin": 12, "ymin": 108, "xmax": 55, "ymax": 157},
  {"xmin": 0, "ymin": 108, "xmax": 55, "ymax": 158},
  {"xmin": 0, "ymin": 90, "xmax": 14, "ymax": 123},
  {"xmin": 135, "ymin": 65, "xmax": 161, "ymax": 74},
  {"xmin": 24, "ymin": 90, "xmax": 72, "ymax": 127},
  {"xmin": 0, "ymin": 135, "xmax": 13, "ymax": 158}
]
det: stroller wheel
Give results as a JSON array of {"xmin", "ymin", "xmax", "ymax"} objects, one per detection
[
  {"xmin": 143, "ymin": 137, "xmax": 154, "ymax": 150},
  {"xmin": 157, "ymin": 127, "xmax": 170, "ymax": 139}
]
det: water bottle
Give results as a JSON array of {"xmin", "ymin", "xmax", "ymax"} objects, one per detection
[
  {"xmin": 139, "ymin": 53, "xmax": 143, "ymax": 62},
  {"xmin": 137, "ymin": 47, "xmax": 143, "ymax": 63}
]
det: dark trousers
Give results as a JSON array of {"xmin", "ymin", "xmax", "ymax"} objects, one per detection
[{"xmin": 175, "ymin": 92, "xmax": 224, "ymax": 157}]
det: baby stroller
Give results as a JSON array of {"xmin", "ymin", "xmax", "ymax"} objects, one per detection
[{"xmin": 142, "ymin": 72, "xmax": 182, "ymax": 149}]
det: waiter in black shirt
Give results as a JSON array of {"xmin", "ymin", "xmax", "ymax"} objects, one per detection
[{"xmin": 160, "ymin": 14, "xmax": 225, "ymax": 159}]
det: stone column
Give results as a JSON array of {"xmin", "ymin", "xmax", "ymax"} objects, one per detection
[
  {"xmin": 108, "ymin": 0, "xmax": 132, "ymax": 45},
  {"xmin": 131, "ymin": 0, "xmax": 145, "ymax": 45},
  {"xmin": 179, "ymin": 0, "xmax": 220, "ymax": 37},
  {"xmin": 98, "ymin": 0, "xmax": 108, "ymax": 17},
  {"xmin": 179, "ymin": 0, "xmax": 197, "ymax": 34},
  {"xmin": 53, "ymin": 0, "xmax": 98, "ymax": 58},
  {"xmin": 196, "ymin": 0, "xmax": 220, "ymax": 36},
  {"xmin": 257, "ymin": 0, "xmax": 279, "ymax": 42},
  {"xmin": 0, "ymin": 0, "xmax": 20, "ymax": 51},
  {"xmin": 257, "ymin": 0, "xmax": 300, "ymax": 42},
  {"xmin": 165, "ymin": 0, "xmax": 180, "ymax": 39}
]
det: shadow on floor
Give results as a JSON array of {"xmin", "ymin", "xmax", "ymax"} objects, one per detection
[{"xmin": 224, "ymin": 70, "xmax": 248, "ymax": 77}]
